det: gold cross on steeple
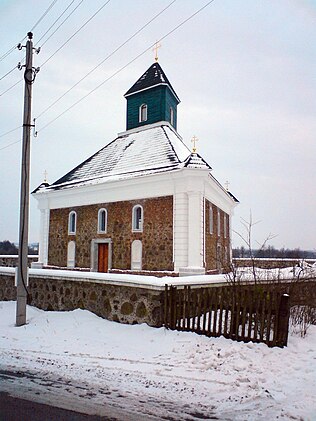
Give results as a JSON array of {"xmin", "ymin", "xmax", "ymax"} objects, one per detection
[
  {"xmin": 225, "ymin": 180, "xmax": 230, "ymax": 191},
  {"xmin": 153, "ymin": 41, "xmax": 161, "ymax": 62},
  {"xmin": 43, "ymin": 170, "xmax": 48, "ymax": 183},
  {"xmin": 191, "ymin": 135, "xmax": 198, "ymax": 153}
]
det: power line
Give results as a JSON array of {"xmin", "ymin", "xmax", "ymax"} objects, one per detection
[
  {"xmin": 36, "ymin": 0, "xmax": 83, "ymax": 48},
  {"xmin": 0, "ymin": 79, "xmax": 22, "ymax": 97},
  {"xmin": 36, "ymin": 0, "xmax": 177, "ymax": 120},
  {"xmin": 0, "ymin": 139, "xmax": 21, "ymax": 152},
  {"xmin": 40, "ymin": 0, "xmax": 111, "ymax": 68},
  {"xmin": 0, "ymin": 65, "xmax": 18, "ymax": 82},
  {"xmin": 37, "ymin": 0, "xmax": 215, "ymax": 133},
  {"xmin": 0, "ymin": 0, "xmax": 58, "ymax": 62},
  {"xmin": 0, "ymin": 126, "xmax": 21, "ymax": 139},
  {"xmin": 30, "ymin": 0, "xmax": 59, "ymax": 32}
]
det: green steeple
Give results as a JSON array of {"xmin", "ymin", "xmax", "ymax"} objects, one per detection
[{"xmin": 124, "ymin": 62, "xmax": 180, "ymax": 131}]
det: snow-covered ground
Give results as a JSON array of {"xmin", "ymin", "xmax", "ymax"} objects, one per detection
[{"xmin": 0, "ymin": 301, "xmax": 315, "ymax": 421}]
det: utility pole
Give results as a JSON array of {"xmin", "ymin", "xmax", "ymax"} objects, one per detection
[{"xmin": 16, "ymin": 32, "xmax": 38, "ymax": 326}]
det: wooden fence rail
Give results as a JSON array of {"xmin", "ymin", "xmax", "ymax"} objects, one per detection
[{"xmin": 164, "ymin": 285, "xmax": 290, "ymax": 347}]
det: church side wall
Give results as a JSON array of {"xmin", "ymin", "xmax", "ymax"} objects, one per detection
[
  {"xmin": 205, "ymin": 199, "xmax": 230, "ymax": 272},
  {"xmin": 48, "ymin": 196, "xmax": 174, "ymax": 271}
]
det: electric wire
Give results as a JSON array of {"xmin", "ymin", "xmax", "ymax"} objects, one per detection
[
  {"xmin": 0, "ymin": 139, "xmax": 22, "ymax": 151},
  {"xmin": 0, "ymin": 79, "xmax": 22, "ymax": 97},
  {"xmin": 37, "ymin": 0, "xmax": 215, "ymax": 133},
  {"xmin": 0, "ymin": 126, "xmax": 22, "ymax": 139},
  {"xmin": 40, "ymin": 0, "xmax": 111, "ymax": 68},
  {"xmin": 36, "ymin": 0, "xmax": 83, "ymax": 48},
  {"xmin": 0, "ymin": 65, "xmax": 18, "ymax": 82},
  {"xmin": 0, "ymin": 0, "xmax": 58, "ymax": 62},
  {"xmin": 36, "ymin": 0, "xmax": 177, "ymax": 120}
]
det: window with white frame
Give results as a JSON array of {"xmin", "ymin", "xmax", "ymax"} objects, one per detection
[
  {"xmin": 209, "ymin": 205, "xmax": 213, "ymax": 234},
  {"xmin": 217, "ymin": 209, "xmax": 221, "ymax": 237},
  {"xmin": 139, "ymin": 104, "xmax": 147, "ymax": 122},
  {"xmin": 68, "ymin": 211, "xmax": 77, "ymax": 235},
  {"xmin": 224, "ymin": 214, "xmax": 227, "ymax": 238},
  {"xmin": 98, "ymin": 208, "xmax": 107, "ymax": 233},
  {"xmin": 170, "ymin": 107, "xmax": 174, "ymax": 125},
  {"xmin": 132, "ymin": 205, "xmax": 143, "ymax": 232}
]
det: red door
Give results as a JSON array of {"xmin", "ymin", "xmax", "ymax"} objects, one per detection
[{"xmin": 98, "ymin": 243, "xmax": 108, "ymax": 272}]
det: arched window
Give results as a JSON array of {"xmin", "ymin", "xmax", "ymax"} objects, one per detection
[
  {"xmin": 139, "ymin": 104, "xmax": 147, "ymax": 122},
  {"xmin": 68, "ymin": 211, "xmax": 77, "ymax": 235},
  {"xmin": 209, "ymin": 205, "xmax": 213, "ymax": 234},
  {"xmin": 217, "ymin": 209, "xmax": 221, "ymax": 237},
  {"xmin": 132, "ymin": 205, "xmax": 143, "ymax": 232},
  {"xmin": 224, "ymin": 214, "xmax": 228, "ymax": 238},
  {"xmin": 170, "ymin": 107, "xmax": 174, "ymax": 125},
  {"xmin": 98, "ymin": 208, "xmax": 107, "ymax": 233}
]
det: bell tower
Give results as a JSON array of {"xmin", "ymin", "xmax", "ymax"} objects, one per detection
[{"xmin": 124, "ymin": 62, "xmax": 180, "ymax": 131}]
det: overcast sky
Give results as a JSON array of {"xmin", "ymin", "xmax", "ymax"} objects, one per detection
[{"xmin": 0, "ymin": 0, "xmax": 315, "ymax": 251}]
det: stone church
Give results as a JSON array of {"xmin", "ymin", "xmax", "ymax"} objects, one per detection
[{"xmin": 33, "ymin": 61, "xmax": 238, "ymax": 275}]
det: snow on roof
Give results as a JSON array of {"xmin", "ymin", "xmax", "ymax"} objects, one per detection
[
  {"xmin": 39, "ymin": 123, "xmax": 192, "ymax": 192},
  {"xmin": 124, "ymin": 62, "xmax": 180, "ymax": 102}
]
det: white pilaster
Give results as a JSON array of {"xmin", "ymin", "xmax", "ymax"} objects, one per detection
[{"xmin": 39, "ymin": 208, "xmax": 50, "ymax": 265}]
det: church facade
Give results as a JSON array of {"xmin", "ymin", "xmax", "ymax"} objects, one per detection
[{"xmin": 33, "ymin": 62, "xmax": 238, "ymax": 275}]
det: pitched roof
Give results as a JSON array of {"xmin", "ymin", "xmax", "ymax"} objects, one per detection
[
  {"xmin": 38, "ymin": 123, "xmax": 192, "ymax": 192},
  {"xmin": 124, "ymin": 62, "xmax": 180, "ymax": 102}
]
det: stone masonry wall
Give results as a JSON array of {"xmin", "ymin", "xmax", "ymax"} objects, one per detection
[
  {"xmin": 0, "ymin": 256, "xmax": 38, "ymax": 268},
  {"xmin": 0, "ymin": 273, "xmax": 164, "ymax": 327},
  {"xmin": 205, "ymin": 200, "xmax": 230, "ymax": 272},
  {"xmin": 48, "ymin": 196, "xmax": 173, "ymax": 271}
]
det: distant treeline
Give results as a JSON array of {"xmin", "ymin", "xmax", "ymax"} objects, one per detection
[
  {"xmin": 233, "ymin": 246, "xmax": 316, "ymax": 259},
  {"xmin": 0, "ymin": 241, "xmax": 38, "ymax": 255}
]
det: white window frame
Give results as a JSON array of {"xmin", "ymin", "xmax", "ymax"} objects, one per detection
[
  {"xmin": 97, "ymin": 208, "xmax": 107, "ymax": 234},
  {"xmin": 224, "ymin": 214, "xmax": 227, "ymax": 239},
  {"xmin": 68, "ymin": 211, "xmax": 77, "ymax": 235},
  {"xmin": 209, "ymin": 205, "xmax": 213, "ymax": 234},
  {"xmin": 217, "ymin": 209, "xmax": 221, "ymax": 237},
  {"xmin": 132, "ymin": 205, "xmax": 143, "ymax": 232},
  {"xmin": 139, "ymin": 104, "xmax": 147, "ymax": 122},
  {"xmin": 170, "ymin": 107, "xmax": 174, "ymax": 125}
]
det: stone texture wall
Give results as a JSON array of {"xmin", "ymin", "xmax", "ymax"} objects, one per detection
[
  {"xmin": 0, "ymin": 273, "xmax": 164, "ymax": 327},
  {"xmin": 0, "ymin": 256, "xmax": 38, "ymax": 267},
  {"xmin": 205, "ymin": 200, "xmax": 230, "ymax": 272},
  {"xmin": 49, "ymin": 196, "xmax": 173, "ymax": 271}
]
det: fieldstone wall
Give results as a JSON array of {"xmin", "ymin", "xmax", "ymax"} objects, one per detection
[
  {"xmin": 0, "ymin": 272, "xmax": 164, "ymax": 327},
  {"xmin": 0, "ymin": 255, "xmax": 38, "ymax": 268},
  {"xmin": 205, "ymin": 200, "xmax": 230, "ymax": 272},
  {"xmin": 49, "ymin": 196, "xmax": 173, "ymax": 271}
]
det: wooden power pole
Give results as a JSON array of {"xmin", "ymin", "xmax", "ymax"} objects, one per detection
[{"xmin": 16, "ymin": 32, "xmax": 38, "ymax": 326}]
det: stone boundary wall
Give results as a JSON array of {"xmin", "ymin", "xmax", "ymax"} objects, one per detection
[
  {"xmin": 1, "ymin": 269, "xmax": 315, "ymax": 328},
  {"xmin": 0, "ymin": 270, "xmax": 164, "ymax": 327},
  {"xmin": 233, "ymin": 258, "xmax": 316, "ymax": 269},
  {"xmin": 0, "ymin": 255, "xmax": 38, "ymax": 268}
]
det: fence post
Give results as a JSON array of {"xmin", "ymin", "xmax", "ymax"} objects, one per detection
[{"xmin": 276, "ymin": 294, "xmax": 290, "ymax": 347}]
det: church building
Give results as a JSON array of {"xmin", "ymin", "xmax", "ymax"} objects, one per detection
[{"xmin": 33, "ymin": 61, "xmax": 238, "ymax": 275}]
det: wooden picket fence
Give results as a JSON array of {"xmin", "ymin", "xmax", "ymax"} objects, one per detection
[{"xmin": 164, "ymin": 285, "xmax": 290, "ymax": 347}]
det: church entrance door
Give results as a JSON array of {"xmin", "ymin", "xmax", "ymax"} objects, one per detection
[{"xmin": 98, "ymin": 243, "xmax": 109, "ymax": 272}]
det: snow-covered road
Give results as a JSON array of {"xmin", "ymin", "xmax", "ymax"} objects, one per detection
[{"xmin": 0, "ymin": 301, "xmax": 315, "ymax": 420}]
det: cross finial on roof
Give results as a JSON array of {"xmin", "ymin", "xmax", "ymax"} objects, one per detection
[
  {"xmin": 225, "ymin": 180, "xmax": 230, "ymax": 191},
  {"xmin": 153, "ymin": 41, "xmax": 161, "ymax": 62},
  {"xmin": 191, "ymin": 135, "xmax": 198, "ymax": 153},
  {"xmin": 44, "ymin": 170, "xmax": 48, "ymax": 183}
]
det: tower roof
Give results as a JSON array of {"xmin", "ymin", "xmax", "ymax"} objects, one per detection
[{"xmin": 124, "ymin": 62, "xmax": 180, "ymax": 103}]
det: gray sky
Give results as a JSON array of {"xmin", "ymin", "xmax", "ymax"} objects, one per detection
[{"xmin": 0, "ymin": 0, "xmax": 315, "ymax": 251}]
